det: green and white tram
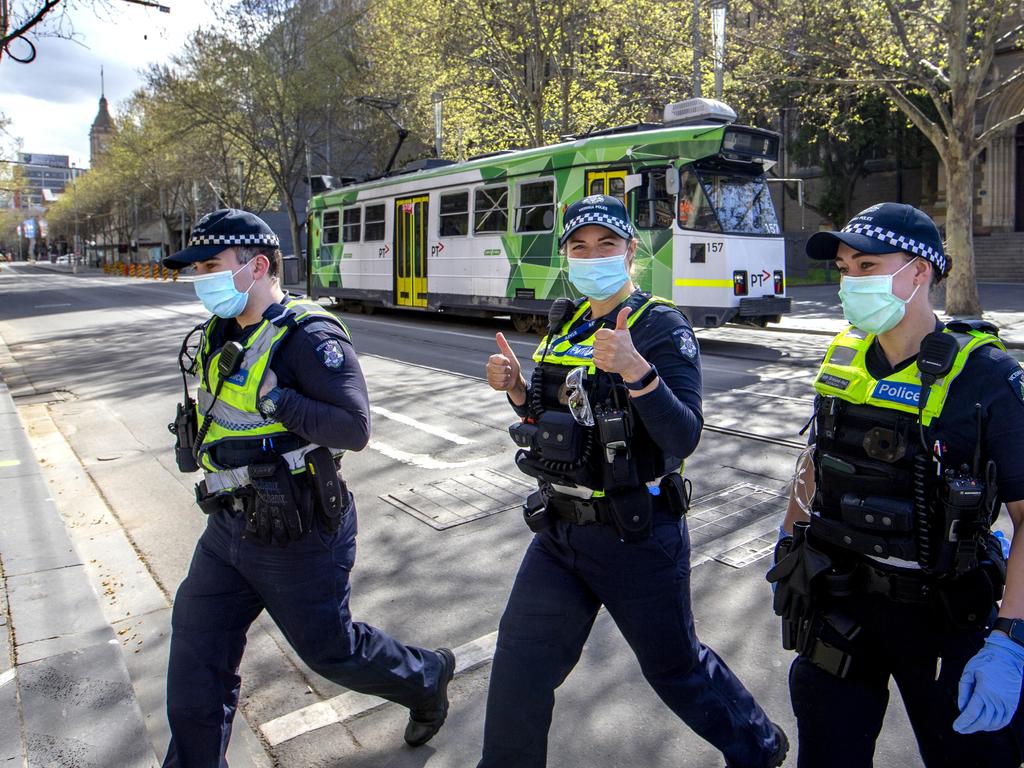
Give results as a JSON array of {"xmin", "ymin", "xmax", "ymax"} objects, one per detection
[{"xmin": 306, "ymin": 98, "xmax": 790, "ymax": 331}]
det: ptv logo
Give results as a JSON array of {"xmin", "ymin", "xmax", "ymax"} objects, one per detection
[
  {"xmin": 750, "ymin": 269, "xmax": 772, "ymax": 287},
  {"xmin": 872, "ymin": 380, "xmax": 921, "ymax": 406}
]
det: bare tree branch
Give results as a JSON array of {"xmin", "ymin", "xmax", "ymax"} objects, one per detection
[{"xmin": 1, "ymin": 0, "xmax": 62, "ymax": 48}]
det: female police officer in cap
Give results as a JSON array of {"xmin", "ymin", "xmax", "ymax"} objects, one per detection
[
  {"xmin": 770, "ymin": 202, "xmax": 1024, "ymax": 767},
  {"xmin": 161, "ymin": 209, "xmax": 455, "ymax": 766},
  {"xmin": 481, "ymin": 194, "xmax": 788, "ymax": 768}
]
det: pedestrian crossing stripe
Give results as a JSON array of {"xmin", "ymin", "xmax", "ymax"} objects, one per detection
[{"xmin": 0, "ymin": 460, "xmax": 20, "ymax": 468}]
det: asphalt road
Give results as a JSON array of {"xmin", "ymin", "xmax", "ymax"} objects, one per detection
[{"xmin": 0, "ymin": 264, "xmax": 927, "ymax": 768}]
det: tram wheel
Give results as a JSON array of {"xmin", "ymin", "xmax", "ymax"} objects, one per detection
[{"xmin": 512, "ymin": 314, "xmax": 533, "ymax": 334}]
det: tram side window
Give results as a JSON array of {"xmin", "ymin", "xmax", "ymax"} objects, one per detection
[
  {"xmin": 342, "ymin": 207, "xmax": 361, "ymax": 242},
  {"xmin": 678, "ymin": 170, "xmax": 721, "ymax": 232},
  {"xmin": 516, "ymin": 180, "xmax": 555, "ymax": 233},
  {"xmin": 439, "ymin": 191, "xmax": 470, "ymax": 237},
  {"xmin": 474, "ymin": 185, "xmax": 509, "ymax": 233},
  {"xmin": 322, "ymin": 210, "xmax": 341, "ymax": 245},
  {"xmin": 632, "ymin": 169, "xmax": 674, "ymax": 229},
  {"xmin": 364, "ymin": 204, "xmax": 386, "ymax": 241}
]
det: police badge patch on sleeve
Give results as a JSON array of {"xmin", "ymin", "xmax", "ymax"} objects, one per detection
[
  {"xmin": 1009, "ymin": 367, "xmax": 1024, "ymax": 404},
  {"xmin": 671, "ymin": 326, "xmax": 699, "ymax": 361},
  {"xmin": 317, "ymin": 339, "xmax": 346, "ymax": 369}
]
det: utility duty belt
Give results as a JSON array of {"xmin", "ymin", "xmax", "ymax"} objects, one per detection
[
  {"xmin": 521, "ymin": 474, "xmax": 691, "ymax": 542},
  {"xmin": 767, "ymin": 521, "xmax": 1007, "ymax": 678},
  {"xmin": 194, "ymin": 446, "xmax": 348, "ymax": 546}
]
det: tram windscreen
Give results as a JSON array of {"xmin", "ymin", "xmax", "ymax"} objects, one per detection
[{"xmin": 699, "ymin": 173, "xmax": 780, "ymax": 235}]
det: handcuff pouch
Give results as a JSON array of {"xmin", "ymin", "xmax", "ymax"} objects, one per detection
[{"xmin": 604, "ymin": 486, "xmax": 653, "ymax": 542}]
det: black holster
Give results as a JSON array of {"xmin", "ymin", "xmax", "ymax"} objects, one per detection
[
  {"xmin": 522, "ymin": 489, "xmax": 551, "ymax": 532},
  {"xmin": 304, "ymin": 447, "xmax": 348, "ymax": 533},
  {"xmin": 766, "ymin": 524, "xmax": 834, "ymax": 650},
  {"xmin": 194, "ymin": 479, "xmax": 223, "ymax": 515},
  {"xmin": 660, "ymin": 473, "xmax": 691, "ymax": 520}
]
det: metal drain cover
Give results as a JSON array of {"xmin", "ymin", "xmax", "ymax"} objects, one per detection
[
  {"xmin": 686, "ymin": 482, "xmax": 788, "ymax": 567},
  {"xmin": 381, "ymin": 468, "xmax": 533, "ymax": 530},
  {"xmin": 713, "ymin": 532, "xmax": 779, "ymax": 568}
]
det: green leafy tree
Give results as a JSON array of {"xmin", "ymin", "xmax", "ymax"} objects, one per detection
[
  {"xmin": 737, "ymin": 0, "xmax": 1024, "ymax": 315},
  {"xmin": 148, "ymin": 0, "xmax": 363, "ymax": 256}
]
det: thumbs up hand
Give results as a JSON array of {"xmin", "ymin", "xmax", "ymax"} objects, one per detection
[
  {"xmin": 487, "ymin": 332, "xmax": 527, "ymax": 405},
  {"xmin": 593, "ymin": 307, "xmax": 644, "ymax": 376}
]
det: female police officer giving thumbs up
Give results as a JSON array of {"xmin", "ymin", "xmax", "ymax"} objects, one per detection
[{"xmin": 480, "ymin": 195, "xmax": 788, "ymax": 768}]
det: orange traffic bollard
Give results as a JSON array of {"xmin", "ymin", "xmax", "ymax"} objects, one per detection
[{"xmin": 172, "ymin": 269, "xmax": 179, "ymax": 282}]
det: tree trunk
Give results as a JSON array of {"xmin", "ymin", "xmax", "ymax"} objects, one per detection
[{"xmin": 942, "ymin": 148, "xmax": 981, "ymax": 317}]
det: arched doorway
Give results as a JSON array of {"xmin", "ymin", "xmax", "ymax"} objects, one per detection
[{"xmin": 1016, "ymin": 123, "xmax": 1024, "ymax": 231}]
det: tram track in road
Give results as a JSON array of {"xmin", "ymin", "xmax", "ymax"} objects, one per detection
[{"xmin": 701, "ymin": 422, "xmax": 806, "ymax": 450}]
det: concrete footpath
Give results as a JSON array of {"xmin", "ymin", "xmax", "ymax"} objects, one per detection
[{"xmin": 0, "ymin": 377, "xmax": 157, "ymax": 766}]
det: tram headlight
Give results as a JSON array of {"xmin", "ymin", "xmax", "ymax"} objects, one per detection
[
  {"xmin": 733, "ymin": 271, "xmax": 748, "ymax": 296},
  {"xmin": 774, "ymin": 270, "xmax": 784, "ymax": 294}
]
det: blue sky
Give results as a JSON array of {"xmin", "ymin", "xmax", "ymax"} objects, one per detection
[{"xmin": 0, "ymin": 0, "xmax": 217, "ymax": 167}]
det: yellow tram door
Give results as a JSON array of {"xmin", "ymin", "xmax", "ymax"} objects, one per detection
[
  {"xmin": 394, "ymin": 196, "xmax": 429, "ymax": 308},
  {"xmin": 584, "ymin": 169, "xmax": 628, "ymax": 204}
]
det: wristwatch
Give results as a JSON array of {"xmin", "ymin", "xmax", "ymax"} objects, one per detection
[
  {"xmin": 258, "ymin": 387, "xmax": 283, "ymax": 418},
  {"xmin": 992, "ymin": 617, "xmax": 1024, "ymax": 648},
  {"xmin": 624, "ymin": 364, "xmax": 658, "ymax": 391}
]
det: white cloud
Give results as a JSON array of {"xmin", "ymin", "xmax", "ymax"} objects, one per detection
[{"xmin": 0, "ymin": 0, "xmax": 218, "ymax": 166}]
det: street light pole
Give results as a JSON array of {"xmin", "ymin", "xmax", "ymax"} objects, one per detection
[
  {"xmin": 71, "ymin": 163, "xmax": 80, "ymax": 273},
  {"xmin": 711, "ymin": 0, "xmax": 727, "ymax": 100}
]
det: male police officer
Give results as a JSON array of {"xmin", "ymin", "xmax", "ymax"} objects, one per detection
[
  {"xmin": 162, "ymin": 209, "xmax": 454, "ymax": 766},
  {"xmin": 770, "ymin": 203, "xmax": 1024, "ymax": 767}
]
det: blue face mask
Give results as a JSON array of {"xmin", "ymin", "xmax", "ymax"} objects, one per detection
[
  {"xmin": 193, "ymin": 262, "xmax": 255, "ymax": 318},
  {"xmin": 567, "ymin": 253, "xmax": 630, "ymax": 300}
]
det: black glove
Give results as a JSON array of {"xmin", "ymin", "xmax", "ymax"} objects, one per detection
[{"xmin": 247, "ymin": 457, "xmax": 307, "ymax": 545}]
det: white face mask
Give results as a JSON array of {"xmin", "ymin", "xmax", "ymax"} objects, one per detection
[{"xmin": 837, "ymin": 257, "xmax": 921, "ymax": 335}]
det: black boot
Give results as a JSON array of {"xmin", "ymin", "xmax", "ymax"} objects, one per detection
[{"xmin": 404, "ymin": 648, "xmax": 456, "ymax": 747}]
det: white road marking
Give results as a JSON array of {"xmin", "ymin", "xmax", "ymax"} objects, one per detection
[
  {"xmin": 369, "ymin": 405, "xmax": 474, "ymax": 445},
  {"xmin": 0, "ymin": 669, "xmax": 15, "ymax": 689},
  {"xmin": 34, "ymin": 303, "xmax": 73, "ymax": 308},
  {"xmin": 368, "ymin": 440, "xmax": 485, "ymax": 470},
  {"xmin": 0, "ymin": 459, "xmax": 21, "ymax": 468},
  {"xmin": 260, "ymin": 631, "xmax": 499, "ymax": 747}
]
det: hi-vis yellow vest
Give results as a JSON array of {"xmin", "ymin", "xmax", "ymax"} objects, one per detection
[
  {"xmin": 195, "ymin": 298, "xmax": 347, "ymax": 471},
  {"xmin": 813, "ymin": 325, "xmax": 1004, "ymax": 425},
  {"xmin": 532, "ymin": 295, "xmax": 674, "ymax": 370}
]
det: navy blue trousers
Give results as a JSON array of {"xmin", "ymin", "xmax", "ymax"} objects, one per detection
[
  {"xmin": 162, "ymin": 498, "xmax": 443, "ymax": 767},
  {"xmin": 790, "ymin": 592, "xmax": 1024, "ymax": 768},
  {"xmin": 478, "ymin": 510, "xmax": 779, "ymax": 768}
]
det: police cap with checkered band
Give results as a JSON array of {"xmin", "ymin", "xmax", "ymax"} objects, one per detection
[
  {"xmin": 163, "ymin": 208, "xmax": 281, "ymax": 269},
  {"xmin": 806, "ymin": 202, "xmax": 948, "ymax": 276},
  {"xmin": 559, "ymin": 194, "xmax": 635, "ymax": 247}
]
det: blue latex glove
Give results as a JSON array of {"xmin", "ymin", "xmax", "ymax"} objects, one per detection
[
  {"xmin": 953, "ymin": 633, "xmax": 1024, "ymax": 734},
  {"xmin": 994, "ymin": 530, "xmax": 1011, "ymax": 560}
]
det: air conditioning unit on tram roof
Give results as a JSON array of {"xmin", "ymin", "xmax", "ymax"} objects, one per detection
[{"xmin": 663, "ymin": 98, "xmax": 737, "ymax": 127}]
